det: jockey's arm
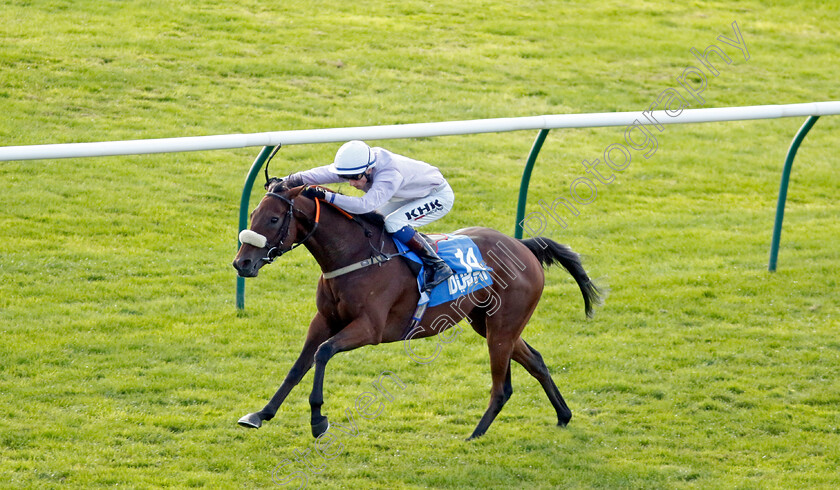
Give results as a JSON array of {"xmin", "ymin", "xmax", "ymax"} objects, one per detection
[
  {"xmin": 329, "ymin": 177, "xmax": 398, "ymax": 214},
  {"xmin": 327, "ymin": 169, "xmax": 403, "ymax": 214},
  {"xmin": 290, "ymin": 165, "xmax": 405, "ymax": 215},
  {"xmin": 289, "ymin": 165, "xmax": 338, "ymax": 187}
]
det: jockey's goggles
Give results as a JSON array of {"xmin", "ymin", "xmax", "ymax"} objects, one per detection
[{"xmin": 340, "ymin": 172, "xmax": 367, "ymax": 181}]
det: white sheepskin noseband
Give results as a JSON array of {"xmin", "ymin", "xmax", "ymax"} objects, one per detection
[{"xmin": 239, "ymin": 229, "xmax": 268, "ymax": 248}]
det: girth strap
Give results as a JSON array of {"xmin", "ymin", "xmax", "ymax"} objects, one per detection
[{"xmin": 322, "ymin": 252, "xmax": 402, "ymax": 280}]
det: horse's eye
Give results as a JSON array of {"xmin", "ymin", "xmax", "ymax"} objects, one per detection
[{"xmin": 270, "ymin": 217, "xmax": 279, "ymax": 224}]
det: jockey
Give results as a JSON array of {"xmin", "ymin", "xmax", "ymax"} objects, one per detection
[{"xmin": 278, "ymin": 140, "xmax": 455, "ymax": 293}]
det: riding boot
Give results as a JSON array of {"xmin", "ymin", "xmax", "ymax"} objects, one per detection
[{"xmin": 404, "ymin": 232, "xmax": 455, "ymax": 293}]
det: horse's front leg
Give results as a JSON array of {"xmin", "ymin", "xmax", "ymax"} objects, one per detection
[
  {"xmin": 309, "ymin": 319, "xmax": 377, "ymax": 438},
  {"xmin": 238, "ymin": 313, "xmax": 332, "ymax": 429}
]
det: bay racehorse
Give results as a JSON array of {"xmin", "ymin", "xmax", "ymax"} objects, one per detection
[{"xmin": 232, "ymin": 183, "xmax": 602, "ymax": 440}]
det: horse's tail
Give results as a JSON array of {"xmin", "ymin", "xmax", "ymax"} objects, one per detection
[{"xmin": 519, "ymin": 238, "xmax": 605, "ymax": 318}]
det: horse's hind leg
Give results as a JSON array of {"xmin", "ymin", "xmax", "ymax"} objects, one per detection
[
  {"xmin": 467, "ymin": 329, "xmax": 516, "ymax": 440},
  {"xmin": 511, "ymin": 337, "xmax": 572, "ymax": 426}
]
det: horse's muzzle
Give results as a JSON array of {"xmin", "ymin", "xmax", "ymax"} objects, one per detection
[{"xmin": 232, "ymin": 257, "xmax": 260, "ymax": 277}]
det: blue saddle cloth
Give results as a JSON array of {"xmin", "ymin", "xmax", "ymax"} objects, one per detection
[{"xmin": 395, "ymin": 234, "xmax": 494, "ymax": 307}]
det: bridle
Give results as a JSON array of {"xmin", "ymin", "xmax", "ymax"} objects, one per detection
[{"xmin": 260, "ymin": 191, "xmax": 321, "ymax": 264}]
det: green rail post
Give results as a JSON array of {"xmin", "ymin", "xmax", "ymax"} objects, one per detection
[
  {"xmin": 514, "ymin": 129, "xmax": 550, "ymax": 239},
  {"xmin": 768, "ymin": 116, "xmax": 820, "ymax": 272},
  {"xmin": 236, "ymin": 145, "xmax": 276, "ymax": 309}
]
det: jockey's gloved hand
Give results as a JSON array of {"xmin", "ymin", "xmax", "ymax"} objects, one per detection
[
  {"xmin": 264, "ymin": 177, "xmax": 284, "ymax": 190},
  {"xmin": 301, "ymin": 185, "xmax": 327, "ymax": 201},
  {"xmin": 265, "ymin": 174, "xmax": 305, "ymax": 191}
]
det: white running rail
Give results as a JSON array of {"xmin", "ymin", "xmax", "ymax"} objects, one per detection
[{"xmin": 2, "ymin": 101, "xmax": 839, "ymax": 161}]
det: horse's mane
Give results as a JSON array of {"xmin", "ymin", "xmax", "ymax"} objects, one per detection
[
  {"xmin": 267, "ymin": 181, "xmax": 386, "ymax": 229},
  {"xmin": 342, "ymin": 205, "xmax": 386, "ymax": 229}
]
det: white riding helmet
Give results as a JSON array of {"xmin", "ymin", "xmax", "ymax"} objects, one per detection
[{"xmin": 328, "ymin": 140, "xmax": 376, "ymax": 175}]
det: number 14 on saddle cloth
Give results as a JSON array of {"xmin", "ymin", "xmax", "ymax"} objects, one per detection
[{"xmin": 394, "ymin": 234, "xmax": 494, "ymax": 307}]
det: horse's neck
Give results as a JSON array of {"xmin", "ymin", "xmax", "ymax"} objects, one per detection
[{"xmin": 303, "ymin": 208, "xmax": 382, "ymax": 272}]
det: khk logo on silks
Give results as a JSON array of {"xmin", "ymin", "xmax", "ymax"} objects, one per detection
[{"xmin": 404, "ymin": 199, "xmax": 443, "ymax": 220}]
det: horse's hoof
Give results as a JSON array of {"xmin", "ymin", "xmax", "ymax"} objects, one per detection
[
  {"xmin": 557, "ymin": 410, "xmax": 572, "ymax": 427},
  {"xmin": 311, "ymin": 416, "xmax": 329, "ymax": 438},
  {"xmin": 238, "ymin": 412, "xmax": 263, "ymax": 429}
]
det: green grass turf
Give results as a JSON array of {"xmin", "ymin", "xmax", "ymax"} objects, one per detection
[{"xmin": 1, "ymin": 0, "xmax": 838, "ymax": 487}]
